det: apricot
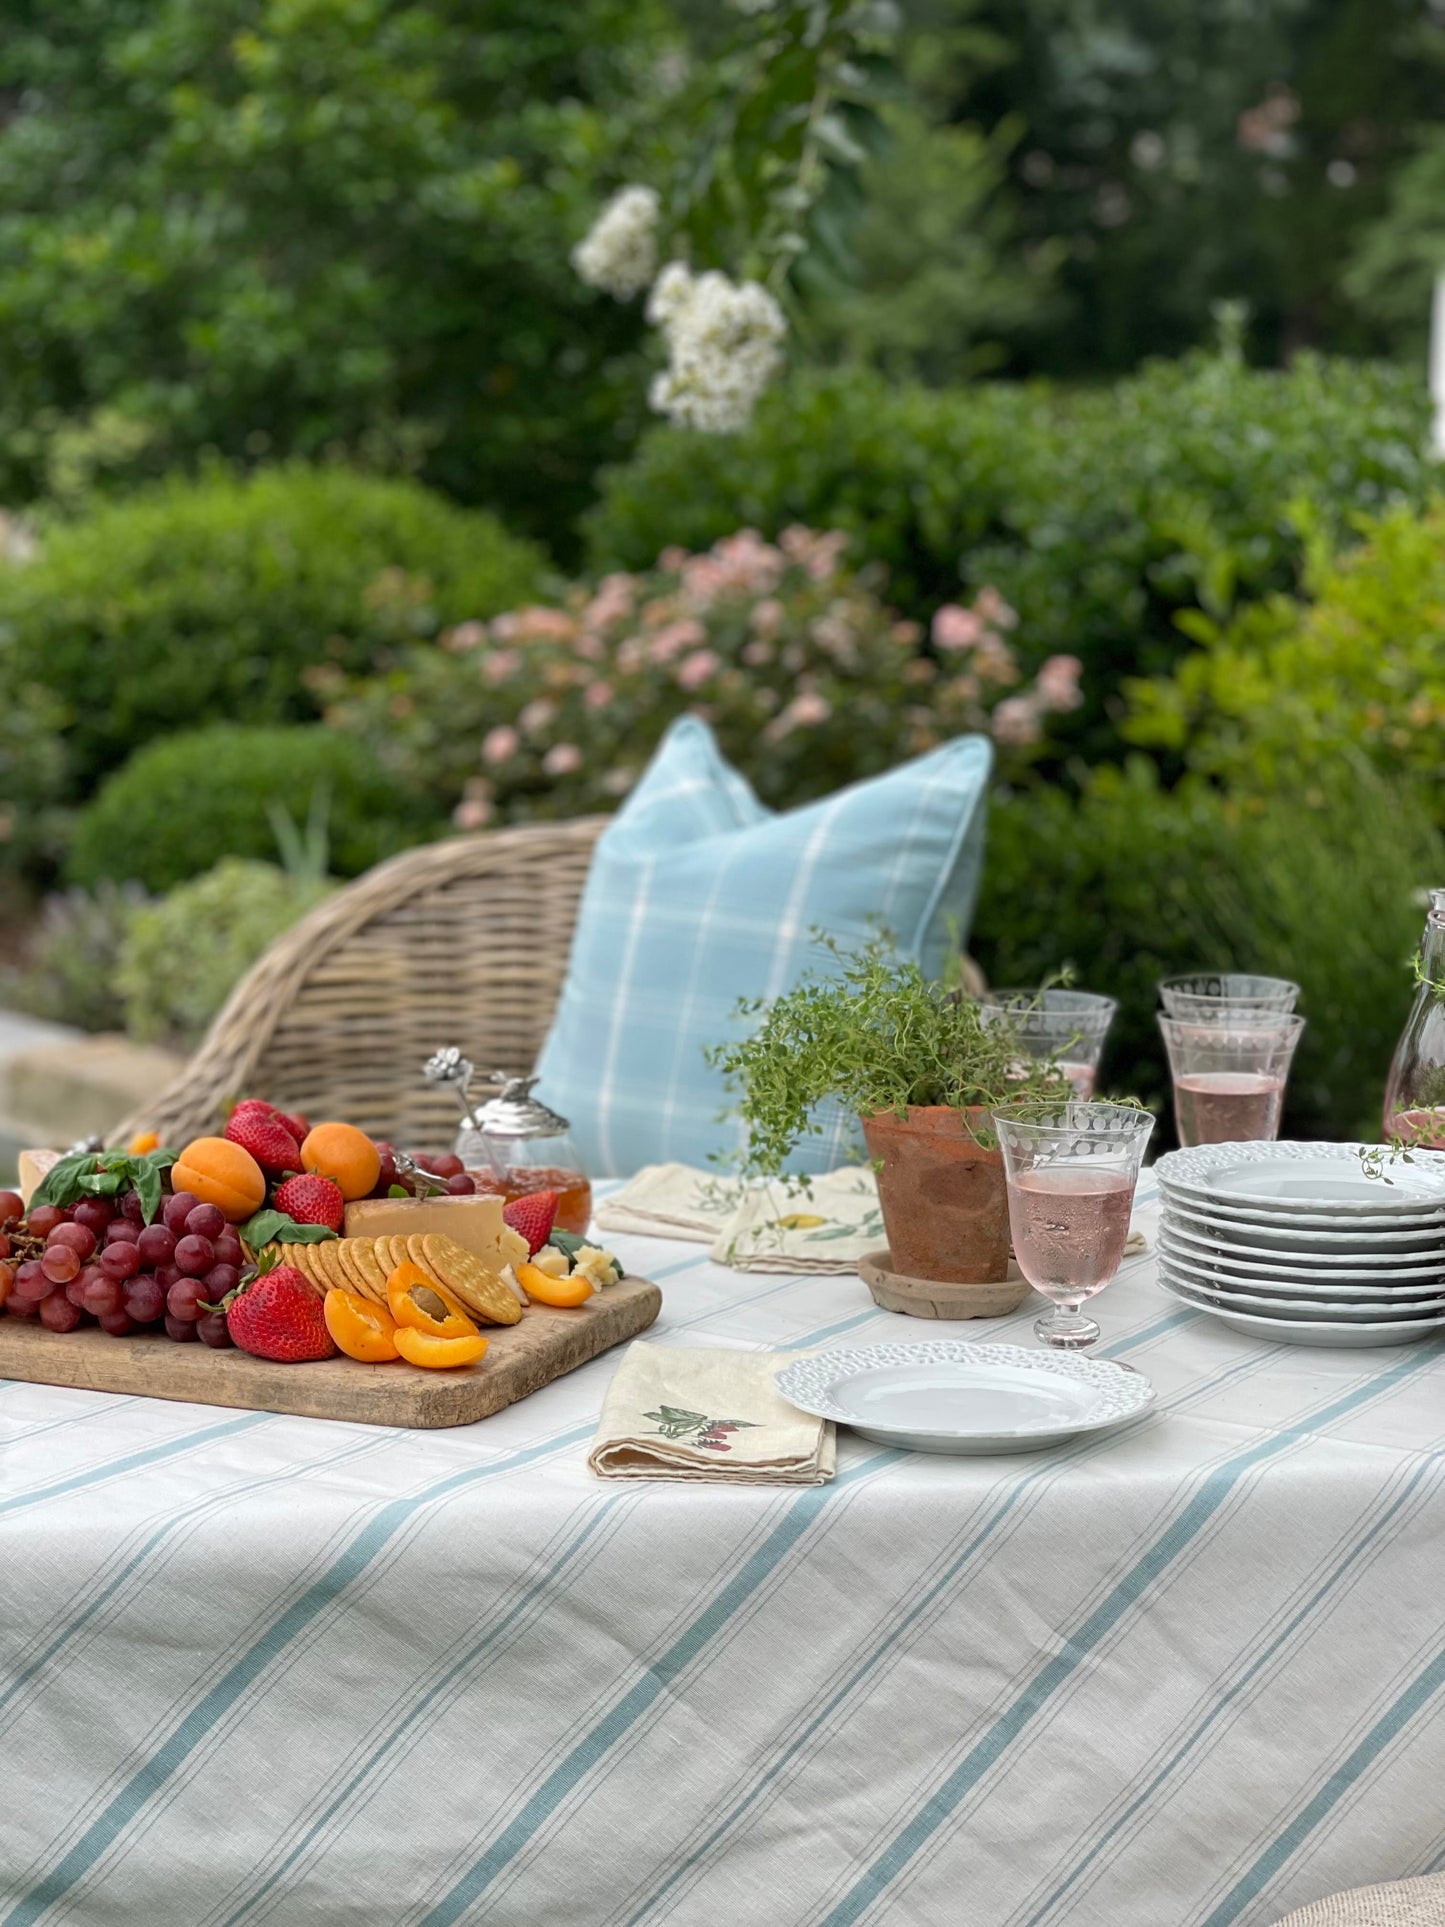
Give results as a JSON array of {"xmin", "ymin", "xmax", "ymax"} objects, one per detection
[
  {"xmin": 386, "ymin": 1260, "xmax": 477, "ymax": 1339},
  {"xmin": 515, "ymin": 1262, "xmax": 594, "ymax": 1308},
  {"xmin": 170, "ymin": 1137, "xmax": 266, "ymax": 1224},
  {"xmin": 301, "ymin": 1122, "xmax": 381, "ymax": 1202},
  {"xmin": 127, "ymin": 1129, "xmax": 160, "ymax": 1156},
  {"xmin": 394, "ymin": 1327, "xmax": 488, "ymax": 1369},
  {"xmin": 324, "ymin": 1287, "xmax": 400, "ymax": 1363}
]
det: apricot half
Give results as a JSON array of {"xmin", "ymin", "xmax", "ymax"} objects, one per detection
[
  {"xmin": 515, "ymin": 1262, "xmax": 594, "ymax": 1308},
  {"xmin": 324, "ymin": 1287, "xmax": 400, "ymax": 1363},
  {"xmin": 394, "ymin": 1328, "xmax": 488, "ymax": 1369},
  {"xmin": 171, "ymin": 1136, "xmax": 266, "ymax": 1223},
  {"xmin": 385, "ymin": 1260, "xmax": 477, "ymax": 1339}
]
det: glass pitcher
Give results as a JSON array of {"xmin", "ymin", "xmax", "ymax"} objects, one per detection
[
  {"xmin": 1382, "ymin": 889, "xmax": 1445, "ymax": 1148},
  {"xmin": 455, "ymin": 1075, "xmax": 593, "ymax": 1236}
]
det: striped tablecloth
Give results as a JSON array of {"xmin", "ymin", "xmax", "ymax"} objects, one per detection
[{"xmin": 3, "ymin": 1176, "xmax": 1444, "ymax": 1927}]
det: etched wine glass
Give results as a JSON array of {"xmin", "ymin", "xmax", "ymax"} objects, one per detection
[
  {"xmin": 978, "ymin": 989, "xmax": 1118, "ymax": 1099},
  {"xmin": 1158, "ymin": 1012, "xmax": 1304, "ymax": 1147},
  {"xmin": 1158, "ymin": 972, "xmax": 1300, "ymax": 1020},
  {"xmin": 992, "ymin": 1102, "xmax": 1155, "ymax": 1351}
]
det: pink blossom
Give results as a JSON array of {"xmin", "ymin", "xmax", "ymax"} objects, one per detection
[
  {"xmin": 974, "ymin": 637, "xmax": 1020, "ymax": 685},
  {"xmin": 779, "ymin": 525, "xmax": 848, "ymax": 580},
  {"xmin": 676, "ymin": 648, "xmax": 720, "ymax": 691},
  {"xmin": 768, "ymin": 691, "xmax": 833, "ymax": 740},
  {"xmin": 543, "ymin": 743, "xmax": 584, "ymax": 776},
  {"xmin": 482, "ymin": 649, "xmax": 521, "ymax": 686},
  {"xmin": 482, "ymin": 725, "xmax": 520, "ymax": 765},
  {"xmin": 975, "ymin": 586, "xmax": 1019, "ymax": 631},
  {"xmin": 505, "ymin": 606, "xmax": 579, "ymax": 642},
  {"xmin": 583, "ymin": 573, "xmax": 637, "ymax": 632},
  {"xmin": 1035, "ymin": 654, "xmax": 1084, "ymax": 713},
  {"xmin": 648, "ymin": 618, "xmax": 706, "ymax": 665},
  {"xmin": 991, "ymin": 695, "xmax": 1043, "ymax": 747},
  {"xmin": 574, "ymin": 632, "xmax": 606, "ymax": 662},
  {"xmin": 742, "ymin": 639, "xmax": 774, "ymax": 667},
  {"xmin": 443, "ymin": 620, "xmax": 488, "ymax": 654},
  {"xmin": 453, "ymin": 797, "xmax": 495, "ymax": 830},
  {"xmin": 616, "ymin": 637, "xmax": 646, "ymax": 674},
  {"xmin": 658, "ymin": 546, "xmax": 688, "ymax": 572},
  {"xmin": 932, "ymin": 604, "xmax": 984, "ymax": 653},
  {"xmin": 750, "ymin": 598, "xmax": 784, "ymax": 639},
  {"xmin": 518, "ymin": 697, "xmax": 558, "ymax": 734},
  {"xmin": 810, "ymin": 612, "xmax": 854, "ymax": 661},
  {"xmin": 584, "ymin": 680, "xmax": 614, "ymax": 711},
  {"xmin": 891, "ymin": 620, "xmax": 922, "ymax": 647}
]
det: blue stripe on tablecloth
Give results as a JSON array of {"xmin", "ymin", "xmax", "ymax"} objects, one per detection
[
  {"xmin": 220, "ymin": 1495, "xmax": 639, "ymax": 1927},
  {"xmin": 0, "ymin": 1432, "xmax": 393, "ymax": 1725},
  {"xmin": 813, "ymin": 1346, "xmax": 1440, "ymax": 1927},
  {"xmin": 612, "ymin": 1332, "xmax": 1261, "ymax": 1927},
  {"xmin": 0, "ymin": 1421, "xmax": 601, "ymax": 1927},
  {"xmin": 1199, "ymin": 1643, "xmax": 1445, "ymax": 1926},
  {"xmin": 0, "ymin": 1411, "xmax": 273, "ymax": 1516},
  {"xmin": 1, "ymin": 1395, "xmax": 145, "ymax": 1444},
  {"xmin": 414, "ymin": 1450, "xmax": 898, "ymax": 1927},
  {"xmin": 1019, "ymin": 1448, "xmax": 1445, "ymax": 1926}
]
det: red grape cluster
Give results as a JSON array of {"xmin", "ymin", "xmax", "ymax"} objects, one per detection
[
  {"xmin": 401, "ymin": 1149, "xmax": 476, "ymax": 1196},
  {"xmin": 0, "ymin": 1187, "xmax": 239, "ymax": 1346}
]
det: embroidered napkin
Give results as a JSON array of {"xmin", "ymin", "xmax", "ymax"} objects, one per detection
[
  {"xmin": 593, "ymin": 1164, "xmax": 738, "ymax": 1243},
  {"xmin": 588, "ymin": 1341, "xmax": 836, "ymax": 1484}
]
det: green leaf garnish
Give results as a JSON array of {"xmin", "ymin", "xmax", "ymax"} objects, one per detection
[
  {"xmin": 31, "ymin": 1146, "xmax": 176, "ymax": 1221},
  {"xmin": 241, "ymin": 1207, "xmax": 339, "ymax": 1252}
]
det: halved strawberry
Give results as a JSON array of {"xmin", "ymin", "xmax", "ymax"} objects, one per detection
[
  {"xmin": 503, "ymin": 1189, "xmax": 558, "ymax": 1256},
  {"xmin": 272, "ymin": 1173, "xmax": 345, "ymax": 1233}
]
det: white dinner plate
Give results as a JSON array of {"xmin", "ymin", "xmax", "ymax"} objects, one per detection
[
  {"xmin": 1158, "ymin": 1275, "xmax": 1445, "ymax": 1347},
  {"xmin": 1157, "ymin": 1197, "xmax": 1445, "ymax": 1254},
  {"xmin": 1157, "ymin": 1250, "xmax": 1445, "ymax": 1303},
  {"xmin": 1155, "ymin": 1142, "xmax": 1445, "ymax": 1217},
  {"xmin": 1159, "ymin": 1220, "xmax": 1445, "ymax": 1283},
  {"xmin": 1157, "ymin": 1262, "xmax": 1445, "ymax": 1320},
  {"xmin": 773, "ymin": 1342, "xmax": 1155, "ymax": 1455}
]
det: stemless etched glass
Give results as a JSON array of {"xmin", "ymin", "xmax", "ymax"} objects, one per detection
[
  {"xmin": 1158, "ymin": 1012, "xmax": 1305, "ymax": 1147},
  {"xmin": 978, "ymin": 989, "xmax": 1118, "ymax": 1099},
  {"xmin": 992, "ymin": 1103, "xmax": 1155, "ymax": 1351},
  {"xmin": 1159, "ymin": 972, "xmax": 1300, "ymax": 1019}
]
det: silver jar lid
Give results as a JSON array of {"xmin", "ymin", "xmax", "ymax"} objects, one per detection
[{"xmin": 470, "ymin": 1074, "xmax": 571, "ymax": 1141}]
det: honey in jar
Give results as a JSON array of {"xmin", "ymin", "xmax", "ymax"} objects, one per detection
[{"xmin": 457, "ymin": 1076, "xmax": 592, "ymax": 1237}]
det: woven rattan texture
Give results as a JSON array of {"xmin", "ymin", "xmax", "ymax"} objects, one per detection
[
  {"xmin": 112, "ymin": 819, "xmax": 607, "ymax": 1151},
  {"xmin": 1271, "ymin": 1877, "xmax": 1445, "ymax": 1927}
]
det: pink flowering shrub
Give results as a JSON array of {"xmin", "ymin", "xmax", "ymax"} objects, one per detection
[{"xmin": 328, "ymin": 529, "xmax": 1084, "ymax": 829}]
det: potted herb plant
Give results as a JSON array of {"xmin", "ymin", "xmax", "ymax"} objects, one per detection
[{"xmin": 709, "ymin": 937, "xmax": 1073, "ymax": 1288}]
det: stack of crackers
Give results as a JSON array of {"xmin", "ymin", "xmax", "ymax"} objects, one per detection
[{"xmin": 279, "ymin": 1234, "xmax": 523, "ymax": 1327}]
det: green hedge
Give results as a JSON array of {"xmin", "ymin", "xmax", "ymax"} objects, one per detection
[
  {"xmin": 585, "ymin": 353, "xmax": 1433, "ymax": 757},
  {"xmin": 66, "ymin": 725, "xmax": 440, "ymax": 894},
  {"xmin": 0, "ymin": 464, "xmax": 546, "ymax": 798},
  {"xmin": 973, "ymin": 764, "xmax": 1440, "ymax": 1142}
]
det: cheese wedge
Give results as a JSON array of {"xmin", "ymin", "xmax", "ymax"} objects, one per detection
[
  {"xmin": 342, "ymin": 1192, "xmax": 528, "ymax": 1276},
  {"xmin": 19, "ymin": 1147, "xmax": 62, "ymax": 1207}
]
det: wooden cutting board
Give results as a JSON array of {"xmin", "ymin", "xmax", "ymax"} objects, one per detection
[{"xmin": 0, "ymin": 1274, "xmax": 661, "ymax": 1428}]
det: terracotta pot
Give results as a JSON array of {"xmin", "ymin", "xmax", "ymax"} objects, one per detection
[{"xmin": 860, "ymin": 1106, "xmax": 1010, "ymax": 1285}]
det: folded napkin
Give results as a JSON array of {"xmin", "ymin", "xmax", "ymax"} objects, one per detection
[
  {"xmin": 598, "ymin": 1162, "xmax": 1149, "ymax": 1276},
  {"xmin": 589, "ymin": 1341, "xmax": 836, "ymax": 1485}
]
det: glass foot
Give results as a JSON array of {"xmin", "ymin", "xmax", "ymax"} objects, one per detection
[{"xmin": 1035, "ymin": 1308, "xmax": 1100, "ymax": 1350}]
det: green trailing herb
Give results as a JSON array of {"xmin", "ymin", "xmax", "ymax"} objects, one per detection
[
  {"xmin": 241, "ymin": 1208, "xmax": 339, "ymax": 1253},
  {"xmin": 31, "ymin": 1146, "xmax": 176, "ymax": 1223},
  {"xmin": 706, "ymin": 931, "xmax": 1078, "ymax": 1180}
]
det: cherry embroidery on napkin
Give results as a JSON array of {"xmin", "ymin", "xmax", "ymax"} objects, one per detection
[{"xmin": 644, "ymin": 1406, "xmax": 760, "ymax": 1452}]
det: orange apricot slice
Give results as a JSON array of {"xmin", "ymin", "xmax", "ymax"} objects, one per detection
[
  {"xmin": 324, "ymin": 1287, "xmax": 400, "ymax": 1363},
  {"xmin": 385, "ymin": 1260, "xmax": 478, "ymax": 1338},
  {"xmin": 516, "ymin": 1262, "xmax": 595, "ymax": 1308},
  {"xmin": 394, "ymin": 1327, "xmax": 488, "ymax": 1370}
]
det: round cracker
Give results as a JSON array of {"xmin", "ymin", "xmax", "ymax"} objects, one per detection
[
  {"xmin": 350, "ymin": 1240, "xmax": 390, "ymax": 1299},
  {"xmin": 421, "ymin": 1233, "xmax": 522, "ymax": 1327},
  {"xmin": 335, "ymin": 1241, "xmax": 385, "ymax": 1304}
]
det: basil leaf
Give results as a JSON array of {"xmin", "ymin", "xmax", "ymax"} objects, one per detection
[
  {"xmin": 29, "ymin": 1151, "xmax": 103, "ymax": 1211},
  {"xmin": 547, "ymin": 1228, "xmax": 586, "ymax": 1258},
  {"xmin": 77, "ymin": 1170, "xmax": 126, "ymax": 1197},
  {"xmin": 241, "ymin": 1208, "xmax": 339, "ymax": 1252},
  {"xmin": 387, "ymin": 1184, "xmax": 412, "ymax": 1199},
  {"xmin": 131, "ymin": 1148, "xmax": 175, "ymax": 1224}
]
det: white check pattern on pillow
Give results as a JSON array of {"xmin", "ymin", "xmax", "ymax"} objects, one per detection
[{"xmin": 535, "ymin": 716, "xmax": 993, "ymax": 1177}]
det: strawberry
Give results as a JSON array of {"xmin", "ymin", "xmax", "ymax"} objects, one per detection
[
  {"xmin": 503, "ymin": 1189, "xmax": 559, "ymax": 1256},
  {"xmin": 276, "ymin": 1110, "xmax": 310, "ymax": 1145},
  {"xmin": 272, "ymin": 1173, "xmax": 345, "ymax": 1232},
  {"xmin": 225, "ymin": 1105, "xmax": 302, "ymax": 1175},
  {"xmin": 226, "ymin": 1264, "xmax": 336, "ymax": 1362}
]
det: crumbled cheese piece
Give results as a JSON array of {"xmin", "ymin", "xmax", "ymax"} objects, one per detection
[
  {"xmin": 499, "ymin": 1264, "xmax": 528, "ymax": 1306},
  {"xmin": 573, "ymin": 1243, "xmax": 621, "ymax": 1288},
  {"xmin": 531, "ymin": 1244, "xmax": 570, "ymax": 1278}
]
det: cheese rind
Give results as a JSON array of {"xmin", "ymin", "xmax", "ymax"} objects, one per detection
[{"xmin": 343, "ymin": 1194, "xmax": 528, "ymax": 1273}]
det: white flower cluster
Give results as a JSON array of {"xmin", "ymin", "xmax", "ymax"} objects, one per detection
[
  {"xmin": 644, "ymin": 263, "xmax": 788, "ymax": 433},
  {"xmin": 571, "ymin": 185, "xmax": 660, "ymax": 300}
]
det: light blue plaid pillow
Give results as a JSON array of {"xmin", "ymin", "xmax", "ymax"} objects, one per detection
[{"xmin": 534, "ymin": 717, "xmax": 993, "ymax": 1177}]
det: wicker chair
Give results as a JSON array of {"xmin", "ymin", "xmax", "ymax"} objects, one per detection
[
  {"xmin": 115, "ymin": 812, "xmax": 987, "ymax": 1155},
  {"xmin": 113, "ymin": 819, "xmax": 608, "ymax": 1152}
]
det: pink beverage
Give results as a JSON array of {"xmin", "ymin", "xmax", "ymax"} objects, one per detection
[
  {"xmin": 1007, "ymin": 1166, "xmax": 1134, "ymax": 1299},
  {"xmin": 1386, "ymin": 1108, "xmax": 1445, "ymax": 1151},
  {"xmin": 1173, "ymin": 1070, "xmax": 1284, "ymax": 1146},
  {"xmin": 1059, "ymin": 1061, "xmax": 1096, "ymax": 1100}
]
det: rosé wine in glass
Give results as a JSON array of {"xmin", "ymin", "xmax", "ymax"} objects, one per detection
[
  {"xmin": 1172, "ymin": 1071, "xmax": 1285, "ymax": 1146},
  {"xmin": 1158, "ymin": 1013, "xmax": 1303, "ymax": 1150},
  {"xmin": 992, "ymin": 1102, "xmax": 1154, "ymax": 1351},
  {"xmin": 979, "ymin": 990, "xmax": 1117, "ymax": 1102}
]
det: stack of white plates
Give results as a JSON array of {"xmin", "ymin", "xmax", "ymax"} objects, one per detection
[{"xmin": 1154, "ymin": 1141, "xmax": 1445, "ymax": 1347}]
